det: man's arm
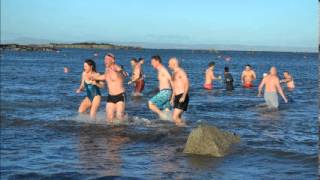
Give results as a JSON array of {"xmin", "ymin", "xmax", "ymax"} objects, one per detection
[
  {"xmin": 182, "ymin": 71, "xmax": 189, "ymax": 97},
  {"xmin": 258, "ymin": 78, "xmax": 265, "ymax": 96},
  {"xmin": 241, "ymin": 71, "xmax": 245, "ymax": 83},
  {"xmin": 92, "ymin": 72, "xmax": 106, "ymax": 81},
  {"xmin": 211, "ymin": 70, "xmax": 216, "ymax": 80},
  {"xmin": 276, "ymin": 79, "xmax": 288, "ymax": 103},
  {"xmin": 252, "ymin": 71, "xmax": 257, "ymax": 80}
]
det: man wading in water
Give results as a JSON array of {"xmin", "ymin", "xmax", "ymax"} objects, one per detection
[{"xmin": 93, "ymin": 53, "xmax": 127, "ymax": 123}]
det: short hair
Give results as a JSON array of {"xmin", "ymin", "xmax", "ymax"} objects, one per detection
[
  {"xmin": 106, "ymin": 53, "xmax": 115, "ymax": 59},
  {"xmin": 131, "ymin": 58, "xmax": 138, "ymax": 62},
  {"xmin": 245, "ymin": 64, "xmax": 251, "ymax": 68},
  {"xmin": 283, "ymin": 71, "xmax": 289, "ymax": 74},
  {"xmin": 138, "ymin": 57, "xmax": 144, "ymax": 61},
  {"xmin": 208, "ymin": 61, "xmax": 215, "ymax": 67},
  {"xmin": 224, "ymin": 66, "xmax": 229, "ymax": 72},
  {"xmin": 151, "ymin": 55, "xmax": 162, "ymax": 63}
]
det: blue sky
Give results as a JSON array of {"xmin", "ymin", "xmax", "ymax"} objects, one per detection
[{"xmin": 1, "ymin": 0, "xmax": 317, "ymax": 51}]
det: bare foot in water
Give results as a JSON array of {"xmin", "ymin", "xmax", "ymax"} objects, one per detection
[{"xmin": 175, "ymin": 121, "xmax": 186, "ymax": 127}]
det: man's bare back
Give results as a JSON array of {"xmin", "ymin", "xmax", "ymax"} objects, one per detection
[{"xmin": 158, "ymin": 66, "xmax": 172, "ymax": 90}]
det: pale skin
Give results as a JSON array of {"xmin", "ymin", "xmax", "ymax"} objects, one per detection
[
  {"xmin": 128, "ymin": 60, "xmax": 143, "ymax": 84},
  {"xmin": 280, "ymin": 72, "xmax": 295, "ymax": 89},
  {"xmin": 204, "ymin": 66, "xmax": 220, "ymax": 85},
  {"xmin": 148, "ymin": 59, "xmax": 173, "ymax": 117},
  {"xmin": 258, "ymin": 67, "xmax": 288, "ymax": 103},
  {"xmin": 76, "ymin": 63, "xmax": 104, "ymax": 119},
  {"xmin": 92, "ymin": 55, "xmax": 126, "ymax": 122},
  {"xmin": 241, "ymin": 66, "xmax": 256, "ymax": 84},
  {"xmin": 169, "ymin": 58, "xmax": 189, "ymax": 126}
]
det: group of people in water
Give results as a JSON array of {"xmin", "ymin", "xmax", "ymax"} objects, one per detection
[{"xmin": 75, "ymin": 53, "xmax": 295, "ymax": 126}]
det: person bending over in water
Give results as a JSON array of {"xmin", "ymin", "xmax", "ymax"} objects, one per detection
[
  {"xmin": 203, "ymin": 62, "xmax": 221, "ymax": 90},
  {"xmin": 258, "ymin": 66, "xmax": 288, "ymax": 109},
  {"xmin": 241, "ymin": 64, "xmax": 256, "ymax": 88},
  {"xmin": 168, "ymin": 58, "xmax": 189, "ymax": 126},
  {"xmin": 280, "ymin": 71, "xmax": 295, "ymax": 90},
  {"xmin": 76, "ymin": 59, "xmax": 104, "ymax": 119},
  {"xmin": 224, "ymin": 66, "xmax": 234, "ymax": 91},
  {"xmin": 148, "ymin": 55, "xmax": 173, "ymax": 120},
  {"xmin": 128, "ymin": 57, "xmax": 145, "ymax": 96},
  {"xmin": 92, "ymin": 53, "xmax": 126, "ymax": 122}
]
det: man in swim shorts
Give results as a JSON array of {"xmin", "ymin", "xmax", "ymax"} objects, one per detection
[
  {"xmin": 203, "ymin": 62, "xmax": 220, "ymax": 90},
  {"xmin": 168, "ymin": 57, "xmax": 189, "ymax": 126},
  {"xmin": 280, "ymin": 71, "xmax": 295, "ymax": 90},
  {"xmin": 241, "ymin": 64, "xmax": 256, "ymax": 88},
  {"xmin": 258, "ymin": 66, "xmax": 288, "ymax": 109},
  {"xmin": 92, "ymin": 53, "xmax": 127, "ymax": 122},
  {"xmin": 224, "ymin": 66, "xmax": 234, "ymax": 91},
  {"xmin": 128, "ymin": 58, "xmax": 145, "ymax": 96},
  {"xmin": 148, "ymin": 55, "xmax": 173, "ymax": 119}
]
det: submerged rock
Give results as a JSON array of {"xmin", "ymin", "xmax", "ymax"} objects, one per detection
[{"xmin": 183, "ymin": 124, "xmax": 240, "ymax": 157}]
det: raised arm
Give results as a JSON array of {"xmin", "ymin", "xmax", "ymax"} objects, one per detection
[
  {"xmin": 276, "ymin": 78, "xmax": 288, "ymax": 103},
  {"xmin": 92, "ymin": 73, "xmax": 106, "ymax": 81}
]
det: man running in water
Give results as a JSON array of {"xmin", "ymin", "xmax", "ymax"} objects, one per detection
[
  {"xmin": 148, "ymin": 55, "xmax": 173, "ymax": 120},
  {"xmin": 224, "ymin": 66, "xmax": 234, "ymax": 91},
  {"xmin": 241, "ymin": 64, "xmax": 256, "ymax": 88},
  {"xmin": 92, "ymin": 53, "xmax": 126, "ymax": 122},
  {"xmin": 258, "ymin": 66, "xmax": 288, "ymax": 109},
  {"xmin": 280, "ymin": 71, "xmax": 295, "ymax": 90},
  {"xmin": 203, "ymin": 62, "xmax": 221, "ymax": 90},
  {"xmin": 128, "ymin": 58, "xmax": 145, "ymax": 96},
  {"xmin": 168, "ymin": 57, "xmax": 189, "ymax": 126}
]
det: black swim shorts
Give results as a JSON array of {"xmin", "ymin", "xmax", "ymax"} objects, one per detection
[{"xmin": 174, "ymin": 93, "xmax": 189, "ymax": 111}]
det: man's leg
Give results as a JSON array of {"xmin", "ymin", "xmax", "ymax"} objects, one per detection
[
  {"xmin": 148, "ymin": 101, "xmax": 163, "ymax": 116},
  {"xmin": 172, "ymin": 108, "xmax": 185, "ymax": 126},
  {"xmin": 115, "ymin": 101, "xmax": 125, "ymax": 120},
  {"xmin": 106, "ymin": 103, "xmax": 116, "ymax": 122}
]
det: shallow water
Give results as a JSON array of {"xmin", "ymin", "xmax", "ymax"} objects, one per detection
[{"xmin": 0, "ymin": 49, "xmax": 318, "ymax": 179}]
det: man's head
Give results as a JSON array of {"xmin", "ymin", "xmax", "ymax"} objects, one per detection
[
  {"xmin": 138, "ymin": 57, "xmax": 145, "ymax": 65},
  {"xmin": 245, "ymin": 64, "xmax": 252, "ymax": 71},
  {"xmin": 270, "ymin": 66, "xmax": 277, "ymax": 75},
  {"xmin": 151, "ymin": 55, "xmax": 162, "ymax": 69},
  {"xmin": 168, "ymin": 57, "xmax": 179, "ymax": 70},
  {"xmin": 130, "ymin": 58, "xmax": 138, "ymax": 66},
  {"xmin": 104, "ymin": 53, "xmax": 115, "ymax": 67},
  {"xmin": 224, "ymin": 66, "xmax": 229, "ymax": 73},
  {"xmin": 208, "ymin": 62, "xmax": 215, "ymax": 70},
  {"xmin": 283, "ymin": 71, "xmax": 290, "ymax": 78}
]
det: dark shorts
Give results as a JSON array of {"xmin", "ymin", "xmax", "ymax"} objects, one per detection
[
  {"xmin": 174, "ymin": 93, "xmax": 189, "ymax": 111},
  {"xmin": 135, "ymin": 79, "xmax": 145, "ymax": 93},
  {"xmin": 107, "ymin": 92, "xmax": 125, "ymax": 104}
]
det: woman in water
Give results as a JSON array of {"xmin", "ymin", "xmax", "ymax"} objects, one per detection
[{"xmin": 76, "ymin": 59, "xmax": 104, "ymax": 119}]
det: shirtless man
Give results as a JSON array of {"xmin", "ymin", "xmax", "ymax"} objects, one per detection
[
  {"xmin": 258, "ymin": 66, "xmax": 288, "ymax": 109},
  {"xmin": 203, "ymin": 62, "xmax": 221, "ymax": 90},
  {"xmin": 241, "ymin": 64, "xmax": 256, "ymax": 88},
  {"xmin": 128, "ymin": 58, "xmax": 145, "ymax": 96},
  {"xmin": 148, "ymin": 55, "xmax": 173, "ymax": 119},
  {"xmin": 92, "ymin": 53, "xmax": 126, "ymax": 122},
  {"xmin": 168, "ymin": 58, "xmax": 189, "ymax": 126},
  {"xmin": 280, "ymin": 71, "xmax": 295, "ymax": 90}
]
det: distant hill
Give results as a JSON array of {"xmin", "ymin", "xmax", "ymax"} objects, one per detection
[{"xmin": 0, "ymin": 42, "xmax": 143, "ymax": 51}]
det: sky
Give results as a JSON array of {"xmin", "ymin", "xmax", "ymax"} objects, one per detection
[{"xmin": 1, "ymin": 0, "xmax": 318, "ymax": 51}]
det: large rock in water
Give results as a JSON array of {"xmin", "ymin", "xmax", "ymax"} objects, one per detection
[{"xmin": 183, "ymin": 124, "xmax": 240, "ymax": 157}]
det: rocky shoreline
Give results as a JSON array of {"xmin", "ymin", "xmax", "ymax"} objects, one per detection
[{"xmin": 0, "ymin": 43, "xmax": 143, "ymax": 52}]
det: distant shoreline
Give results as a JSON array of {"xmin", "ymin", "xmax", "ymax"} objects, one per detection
[
  {"xmin": 0, "ymin": 43, "xmax": 316, "ymax": 54},
  {"xmin": 0, "ymin": 42, "xmax": 143, "ymax": 52}
]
